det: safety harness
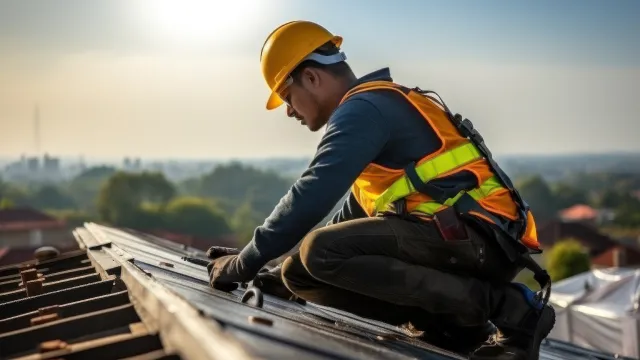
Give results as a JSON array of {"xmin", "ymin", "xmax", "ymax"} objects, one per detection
[{"xmin": 391, "ymin": 87, "xmax": 552, "ymax": 306}]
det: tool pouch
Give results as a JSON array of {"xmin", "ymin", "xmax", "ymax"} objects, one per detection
[{"xmin": 433, "ymin": 206, "xmax": 469, "ymax": 241}]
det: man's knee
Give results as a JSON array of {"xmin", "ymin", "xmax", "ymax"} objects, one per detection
[
  {"xmin": 280, "ymin": 256, "xmax": 297, "ymax": 292},
  {"xmin": 281, "ymin": 252, "xmax": 321, "ymax": 293},
  {"xmin": 299, "ymin": 227, "xmax": 338, "ymax": 282}
]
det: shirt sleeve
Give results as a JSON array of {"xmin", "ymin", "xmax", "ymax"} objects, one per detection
[{"xmin": 238, "ymin": 97, "xmax": 390, "ymax": 271}]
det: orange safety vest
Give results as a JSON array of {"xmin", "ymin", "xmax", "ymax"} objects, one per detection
[{"xmin": 339, "ymin": 80, "xmax": 540, "ymax": 252}]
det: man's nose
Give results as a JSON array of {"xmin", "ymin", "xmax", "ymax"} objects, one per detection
[{"xmin": 286, "ymin": 104, "xmax": 296, "ymax": 118}]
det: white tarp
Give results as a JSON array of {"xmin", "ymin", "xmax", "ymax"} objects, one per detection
[{"xmin": 548, "ymin": 267, "xmax": 640, "ymax": 359}]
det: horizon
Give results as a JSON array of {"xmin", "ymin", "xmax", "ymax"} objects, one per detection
[
  {"xmin": 1, "ymin": 0, "xmax": 639, "ymax": 158},
  {"xmin": 2, "ymin": 150, "xmax": 640, "ymax": 165}
]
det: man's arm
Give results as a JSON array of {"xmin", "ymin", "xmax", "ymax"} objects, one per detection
[{"xmin": 237, "ymin": 97, "xmax": 390, "ymax": 274}]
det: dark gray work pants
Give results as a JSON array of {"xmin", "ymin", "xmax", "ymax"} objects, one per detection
[{"xmin": 281, "ymin": 215, "xmax": 520, "ymax": 328}]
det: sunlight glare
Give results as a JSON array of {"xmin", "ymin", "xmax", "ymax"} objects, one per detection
[{"xmin": 149, "ymin": 0, "xmax": 262, "ymax": 43}]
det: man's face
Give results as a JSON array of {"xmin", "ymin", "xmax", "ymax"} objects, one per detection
[{"xmin": 279, "ymin": 68, "xmax": 334, "ymax": 132}]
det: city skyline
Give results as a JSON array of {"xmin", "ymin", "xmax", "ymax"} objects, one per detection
[{"xmin": 1, "ymin": 0, "xmax": 639, "ymax": 158}]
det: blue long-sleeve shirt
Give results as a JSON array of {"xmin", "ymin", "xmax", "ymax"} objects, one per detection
[{"xmin": 238, "ymin": 67, "xmax": 469, "ymax": 270}]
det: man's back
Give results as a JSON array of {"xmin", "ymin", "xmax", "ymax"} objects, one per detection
[
  {"xmin": 327, "ymin": 67, "xmax": 479, "ymax": 223},
  {"xmin": 336, "ymin": 68, "xmax": 441, "ymax": 170}
]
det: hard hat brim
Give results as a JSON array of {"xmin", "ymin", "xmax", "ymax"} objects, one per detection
[
  {"xmin": 266, "ymin": 91, "xmax": 284, "ymax": 110},
  {"xmin": 331, "ymin": 35, "xmax": 343, "ymax": 48}
]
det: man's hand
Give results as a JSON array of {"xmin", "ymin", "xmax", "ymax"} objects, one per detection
[
  {"xmin": 206, "ymin": 246, "xmax": 240, "ymax": 259},
  {"xmin": 206, "ymin": 246, "xmax": 255, "ymax": 292}
]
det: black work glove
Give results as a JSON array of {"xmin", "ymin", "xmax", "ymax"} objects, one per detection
[
  {"xmin": 206, "ymin": 246, "xmax": 256, "ymax": 292},
  {"xmin": 206, "ymin": 246, "xmax": 241, "ymax": 259}
]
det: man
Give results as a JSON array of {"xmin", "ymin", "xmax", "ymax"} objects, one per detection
[{"xmin": 207, "ymin": 20, "xmax": 555, "ymax": 360}]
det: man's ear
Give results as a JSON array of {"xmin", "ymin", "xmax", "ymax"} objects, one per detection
[{"xmin": 301, "ymin": 67, "xmax": 322, "ymax": 89}]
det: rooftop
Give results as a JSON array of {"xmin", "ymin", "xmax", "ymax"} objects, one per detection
[
  {"xmin": 559, "ymin": 204, "xmax": 599, "ymax": 221},
  {"xmin": 0, "ymin": 207, "xmax": 66, "ymax": 232},
  {"xmin": 0, "ymin": 208, "xmax": 59, "ymax": 225},
  {"xmin": 0, "ymin": 223, "xmax": 631, "ymax": 360}
]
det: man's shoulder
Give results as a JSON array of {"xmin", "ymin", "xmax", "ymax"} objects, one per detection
[
  {"xmin": 326, "ymin": 95, "xmax": 384, "ymax": 133},
  {"xmin": 336, "ymin": 85, "xmax": 408, "ymax": 116},
  {"xmin": 332, "ymin": 83, "xmax": 416, "ymax": 126}
]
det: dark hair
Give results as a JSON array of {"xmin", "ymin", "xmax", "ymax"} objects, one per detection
[{"xmin": 290, "ymin": 41, "xmax": 353, "ymax": 81}]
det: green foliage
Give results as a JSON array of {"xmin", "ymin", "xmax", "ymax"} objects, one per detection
[
  {"xmin": 162, "ymin": 197, "xmax": 232, "ymax": 238},
  {"xmin": 517, "ymin": 176, "xmax": 559, "ymax": 222},
  {"xmin": 97, "ymin": 171, "xmax": 176, "ymax": 228},
  {"xmin": 30, "ymin": 185, "xmax": 76, "ymax": 210},
  {"xmin": 546, "ymin": 239, "xmax": 591, "ymax": 282},
  {"xmin": 231, "ymin": 201, "xmax": 265, "ymax": 245},
  {"xmin": 67, "ymin": 166, "xmax": 117, "ymax": 210},
  {"xmin": 0, "ymin": 183, "xmax": 30, "ymax": 206},
  {"xmin": 2, "ymin": 157, "xmax": 636, "ymax": 251},
  {"xmin": 185, "ymin": 162, "xmax": 292, "ymax": 216},
  {"xmin": 613, "ymin": 195, "xmax": 640, "ymax": 227},
  {"xmin": 598, "ymin": 189, "xmax": 625, "ymax": 208},
  {"xmin": 0, "ymin": 198, "xmax": 14, "ymax": 209},
  {"xmin": 552, "ymin": 183, "xmax": 589, "ymax": 210}
]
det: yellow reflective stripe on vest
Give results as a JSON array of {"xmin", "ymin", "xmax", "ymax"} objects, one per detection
[
  {"xmin": 374, "ymin": 142, "xmax": 482, "ymax": 212},
  {"xmin": 412, "ymin": 176, "xmax": 504, "ymax": 215}
]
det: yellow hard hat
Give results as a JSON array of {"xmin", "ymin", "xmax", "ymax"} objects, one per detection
[{"xmin": 260, "ymin": 21, "xmax": 344, "ymax": 110}]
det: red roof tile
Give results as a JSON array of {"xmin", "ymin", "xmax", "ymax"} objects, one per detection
[
  {"xmin": 0, "ymin": 207, "xmax": 65, "ymax": 231},
  {"xmin": 0, "ymin": 207, "xmax": 58, "ymax": 224},
  {"xmin": 559, "ymin": 204, "xmax": 598, "ymax": 220}
]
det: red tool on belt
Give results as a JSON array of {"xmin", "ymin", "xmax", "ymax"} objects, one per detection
[{"xmin": 433, "ymin": 207, "xmax": 469, "ymax": 242}]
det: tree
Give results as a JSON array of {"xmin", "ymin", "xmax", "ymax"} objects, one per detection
[
  {"xmin": 552, "ymin": 183, "xmax": 589, "ymax": 210},
  {"xmin": 613, "ymin": 195, "xmax": 640, "ymax": 227},
  {"xmin": 231, "ymin": 201, "xmax": 265, "ymax": 245},
  {"xmin": 0, "ymin": 183, "xmax": 30, "ymax": 206},
  {"xmin": 598, "ymin": 189, "xmax": 625, "ymax": 208},
  {"xmin": 546, "ymin": 239, "xmax": 591, "ymax": 282},
  {"xmin": 97, "ymin": 171, "xmax": 176, "ymax": 228},
  {"xmin": 29, "ymin": 185, "xmax": 76, "ymax": 210},
  {"xmin": 517, "ymin": 176, "xmax": 558, "ymax": 222},
  {"xmin": 0, "ymin": 198, "xmax": 14, "ymax": 209},
  {"xmin": 163, "ymin": 197, "xmax": 232, "ymax": 238},
  {"xmin": 186, "ymin": 162, "xmax": 292, "ymax": 217},
  {"xmin": 67, "ymin": 166, "xmax": 117, "ymax": 210}
]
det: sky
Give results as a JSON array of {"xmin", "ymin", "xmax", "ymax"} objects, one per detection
[{"xmin": 1, "ymin": 0, "xmax": 639, "ymax": 160}]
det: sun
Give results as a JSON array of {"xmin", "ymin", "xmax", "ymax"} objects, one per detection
[{"xmin": 147, "ymin": 0, "xmax": 263, "ymax": 43}]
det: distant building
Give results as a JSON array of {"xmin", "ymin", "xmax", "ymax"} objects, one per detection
[
  {"xmin": 123, "ymin": 157, "xmax": 142, "ymax": 171},
  {"xmin": 42, "ymin": 153, "xmax": 60, "ymax": 172},
  {"xmin": 2, "ymin": 154, "xmax": 65, "ymax": 182},
  {"xmin": 26, "ymin": 157, "xmax": 39, "ymax": 172},
  {"xmin": 558, "ymin": 204, "xmax": 615, "ymax": 226},
  {"xmin": 0, "ymin": 207, "xmax": 77, "ymax": 265},
  {"xmin": 538, "ymin": 220, "xmax": 640, "ymax": 268}
]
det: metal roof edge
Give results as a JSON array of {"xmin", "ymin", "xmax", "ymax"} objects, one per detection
[{"xmin": 75, "ymin": 224, "xmax": 253, "ymax": 360}]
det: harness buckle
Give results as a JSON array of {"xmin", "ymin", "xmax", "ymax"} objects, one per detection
[
  {"xmin": 455, "ymin": 116, "xmax": 486, "ymax": 149},
  {"xmin": 393, "ymin": 198, "xmax": 407, "ymax": 215}
]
